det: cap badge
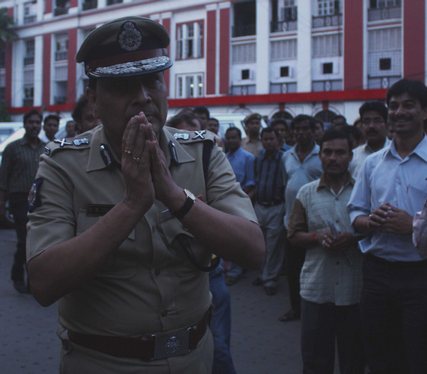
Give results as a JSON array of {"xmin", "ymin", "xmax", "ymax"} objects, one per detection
[{"xmin": 118, "ymin": 21, "xmax": 143, "ymax": 52}]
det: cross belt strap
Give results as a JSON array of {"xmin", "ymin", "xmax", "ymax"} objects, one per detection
[{"xmin": 67, "ymin": 309, "xmax": 211, "ymax": 361}]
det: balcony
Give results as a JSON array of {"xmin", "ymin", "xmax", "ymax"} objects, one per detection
[
  {"xmin": 82, "ymin": 0, "xmax": 97, "ymax": 10},
  {"xmin": 55, "ymin": 51, "xmax": 68, "ymax": 61},
  {"xmin": 53, "ymin": 7, "xmax": 69, "ymax": 16},
  {"xmin": 312, "ymin": 14, "xmax": 342, "ymax": 28},
  {"xmin": 24, "ymin": 56, "xmax": 34, "ymax": 65},
  {"xmin": 232, "ymin": 24, "xmax": 256, "ymax": 38},
  {"xmin": 368, "ymin": 6, "xmax": 401, "ymax": 21},
  {"xmin": 271, "ymin": 20, "xmax": 297, "ymax": 33},
  {"xmin": 23, "ymin": 14, "xmax": 36, "ymax": 24}
]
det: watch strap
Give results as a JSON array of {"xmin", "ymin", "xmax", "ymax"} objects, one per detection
[{"xmin": 173, "ymin": 190, "xmax": 195, "ymax": 219}]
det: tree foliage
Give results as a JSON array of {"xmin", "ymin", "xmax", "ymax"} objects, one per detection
[{"xmin": 0, "ymin": 7, "xmax": 17, "ymax": 46}]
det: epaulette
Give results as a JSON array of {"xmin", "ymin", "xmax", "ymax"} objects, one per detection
[
  {"xmin": 44, "ymin": 136, "xmax": 91, "ymax": 157},
  {"xmin": 167, "ymin": 127, "xmax": 215, "ymax": 145}
]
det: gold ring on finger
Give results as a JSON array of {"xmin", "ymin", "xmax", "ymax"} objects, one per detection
[
  {"xmin": 124, "ymin": 149, "xmax": 132, "ymax": 155},
  {"xmin": 133, "ymin": 156, "xmax": 141, "ymax": 162}
]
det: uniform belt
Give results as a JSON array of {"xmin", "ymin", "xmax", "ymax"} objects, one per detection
[{"xmin": 67, "ymin": 309, "xmax": 211, "ymax": 361}]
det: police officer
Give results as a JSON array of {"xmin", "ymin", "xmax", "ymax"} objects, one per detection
[{"xmin": 26, "ymin": 17, "xmax": 264, "ymax": 373}]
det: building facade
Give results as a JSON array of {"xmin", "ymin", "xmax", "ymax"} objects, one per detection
[{"xmin": 0, "ymin": 0, "xmax": 425, "ymax": 123}]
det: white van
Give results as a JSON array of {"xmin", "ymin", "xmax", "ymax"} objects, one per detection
[{"xmin": 0, "ymin": 122, "xmax": 23, "ymax": 143}]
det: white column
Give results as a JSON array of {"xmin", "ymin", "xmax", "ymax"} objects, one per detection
[
  {"xmin": 169, "ymin": 14, "xmax": 176, "ymax": 98},
  {"xmin": 12, "ymin": 41, "xmax": 25, "ymax": 107},
  {"xmin": 33, "ymin": 36, "xmax": 43, "ymax": 106},
  {"xmin": 16, "ymin": 1, "xmax": 24, "ymax": 25},
  {"xmin": 193, "ymin": 21, "xmax": 200, "ymax": 58},
  {"xmin": 36, "ymin": 0, "xmax": 44, "ymax": 21},
  {"xmin": 296, "ymin": 0, "xmax": 312, "ymax": 92},
  {"xmin": 256, "ymin": 0, "xmax": 270, "ymax": 94},
  {"xmin": 97, "ymin": 0, "xmax": 106, "ymax": 9}
]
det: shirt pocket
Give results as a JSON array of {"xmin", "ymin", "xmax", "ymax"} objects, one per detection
[
  {"xmin": 158, "ymin": 218, "xmax": 211, "ymax": 271},
  {"xmin": 76, "ymin": 209, "xmax": 137, "ymax": 279}
]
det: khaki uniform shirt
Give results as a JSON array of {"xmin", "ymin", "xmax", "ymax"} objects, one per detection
[{"xmin": 27, "ymin": 125, "xmax": 256, "ymax": 336}]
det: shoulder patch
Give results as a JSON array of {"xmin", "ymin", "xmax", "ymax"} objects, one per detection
[{"xmin": 45, "ymin": 137, "xmax": 91, "ymax": 157}]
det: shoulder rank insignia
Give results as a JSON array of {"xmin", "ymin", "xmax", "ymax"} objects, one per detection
[
  {"xmin": 73, "ymin": 138, "xmax": 90, "ymax": 146},
  {"xmin": 173, "ymin": 133, "xmax": 190, "ymax": 141},
  {"xmin": 193, "ymin": 130, "xmax": 206, "ymax": 140},
  {"xmin": 53, "ymin": 138, "xmax": 90, "ymax": 148},
  {"xmin": 28, "ymin": 178, "xmax": 43, "ymax": 213}
]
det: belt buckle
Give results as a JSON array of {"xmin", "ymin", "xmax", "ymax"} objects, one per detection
[{"xmin": 152, "ymin": 327, "xmax": 191, "ymax": 360}]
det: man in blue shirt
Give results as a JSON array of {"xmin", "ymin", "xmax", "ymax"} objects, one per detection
[
  {"xmin": 280, "ymin": 115, "xmax": 322, "ymax": 321},
  {"xmin": 348, "ymin": 79, "xmax": 427, "ymax": 374},
  {"xmin": 253, "ymin": 127, "xmax": 285, "ymax": 295},
  {"xmin": 224, "ymin": 127, "xmax": 255, "ymax": 286}
]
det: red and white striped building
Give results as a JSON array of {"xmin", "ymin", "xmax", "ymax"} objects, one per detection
[{"xmin": 0, "ymin": 0, "xmax": 425, "ymax": 123}]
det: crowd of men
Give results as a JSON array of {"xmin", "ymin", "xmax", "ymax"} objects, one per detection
[{"xmin": 1, "ymin": 15, "xmax": 427, "ymax": 374}]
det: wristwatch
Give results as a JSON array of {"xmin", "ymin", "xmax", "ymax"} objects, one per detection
[{"xmin": 173, "ymin": 189, "xmax": 196, "ymax": 219}]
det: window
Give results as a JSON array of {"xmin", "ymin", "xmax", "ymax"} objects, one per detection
[
  {"xmin": 369, "ymin": 0, "xmax": 401, "ymax": 8},
  {"xmin": 379, "ymin": 58, "xmax": 391, "ymax": 70},
  {"xmin": 232, "ymin": 43, "xmax": 256, "ymax": 64},
  {"xmin": 23, "ymin": 1, "xmax": 37, "ymax": 23},
  {"xmin": 55, "ymin": 34, "xmax": 68, "ymax": 61},
  {"xmin": 176, "ymin": 74, "xmax": 204, "ymax": 98},
  {"xmin": 322, "ymin": 62, "xmax": 333, "ymax": 74},
  {"xmin": 24, "ymin": 39, "xmax": 35, "ymax": 65},
  {"xmin": 281, "ymin": 0, "xmax": 297, "ymax": 21},
  {"xmin": 312, "ymin": 34, "xmax": 342, "ymax": 57},
  {"xmin": 241, "ymin": 69, "xmax": 250, "ymax": 80},
  {"xmin": 176, "ymin": 22, "xmax": 203, "ymax": 60},
  {"xmin": 317, "ymin": 0, "xmax": 340, "ymax": 16},
  {"xmin": 270, "ymin": 39, "xmax": 297, "ymax": 61},
  {"xmin": 280, "ymin": 66, "xmax": 290, "ymax": 77}
]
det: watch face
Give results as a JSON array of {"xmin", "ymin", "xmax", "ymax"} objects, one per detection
[{"xmin": 184, "ymin": 189, "xmax": 196, "ymax": 201}]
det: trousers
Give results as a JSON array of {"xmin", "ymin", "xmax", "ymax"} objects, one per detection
[
  {"xmin": 9, "ymin": 193, "xmax": 29, "ymax": 282},
  {"xmin": 361, "ymin": 254, "xmax": 427, "ymax": 374},
  {"xmin": 209, "ymin": 265, "xmax": 236, "ymax": 374}
]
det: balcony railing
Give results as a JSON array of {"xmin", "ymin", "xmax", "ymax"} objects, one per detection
[
  {"xmin": 271, "ymin": 20, "xmax": 297, "ymax": 33},
  {"xmin": 24, "ymin": 56, "xmax": 34, "ymax": 65},
  {"xmin": 312, "ymin": 14, "xmax": 342, "ymax": 28},
  {"xmin": 55, "ymin": 51, "xmax": 68, "ymax": 61},
  {"xmin": 232, "ymin": 24, "xmax": 256, "ymax": 38},
  {"xmin": 23, "ymin": 14, "xmax": 36, "ymax": 24},
  {"xmin": 53, "ymin": 7, "xmax": 69, "ymax": 16},
  {"xmin": 368, "ymin": 6, "xmax": 401, "ymax": 21},
  {"xmin": 82, "ymin": 0, "xmax": 97, "ymax": 10}
]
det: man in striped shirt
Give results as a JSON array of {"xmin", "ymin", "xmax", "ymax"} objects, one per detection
[
  {"xmin": 0, "ymin": 109, "xmax": 45, "ymax": 293},
  {"xmin": 253, "ymin": 127, "xmax": 285, "ymax": 295}
]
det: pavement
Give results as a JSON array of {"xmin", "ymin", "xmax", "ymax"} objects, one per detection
[{"xmin": 0, "ymin": 228, "xmax": 303, "ymax": 373}]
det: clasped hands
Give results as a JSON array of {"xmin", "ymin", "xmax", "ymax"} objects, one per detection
[
  {"xmin": 367, "ymin": 203, "xmax": 413, "ymax": 235},
  {"xmin": 121, "ymin": 112, "xmax": 182, "ymax": 214}
]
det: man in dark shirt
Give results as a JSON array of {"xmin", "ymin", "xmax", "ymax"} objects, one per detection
[
  {"xmin": 0, "ymin": 109, "xmax": 45, "ymax": 293},
  {"xmin": 253, "ymin": 127, "xmax": 285, "ymax": 295}
]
